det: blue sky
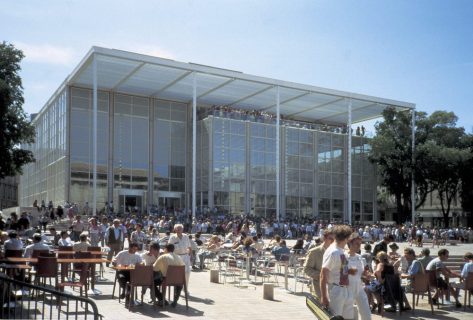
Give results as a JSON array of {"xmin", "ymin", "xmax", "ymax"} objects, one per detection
[{"xmin": 2, "ymin": 0, "xmax": 472, "ymax": 133}]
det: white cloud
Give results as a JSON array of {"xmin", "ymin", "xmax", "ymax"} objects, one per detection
[{"xmin": 15, "ymin": 42, "xmax": 77, "ymax": 66}]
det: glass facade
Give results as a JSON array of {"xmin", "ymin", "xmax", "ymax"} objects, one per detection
[
  {"xmin": 195, "ymin": 113, "xmax": 376, "ymax": 221},
  {"xmin": 19, "ymin": 86, "xmax": 376, "ymax": 221},
  {"xmin": 19, "ymin": 89, "xmax": 67, "ymax": 206},
  {"xmin": 70, "ymin": 87, "xmax": 109, "ymax": 208}
]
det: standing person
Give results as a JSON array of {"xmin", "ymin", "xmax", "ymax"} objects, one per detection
[
  {"xmin": 130, "ymin": 223, "xmax": 147, "ymax": 251},
  {"xmin": 88, "ymin": 217, "xmax": 101, "ymax": 247},
  {"xmin": 71, "ymin": 216, "xmax": 85, "ymax": 242},
  {"xmin": 303, "ymin": 228, "xmax": 335, "ymax": 298},
  {"xmin": 320, "ymin": 225, "xmax": 356, "ymax": 319},
  {"xmin": 168, "ymin": 224, "xmax": 192, "ymax": 291},
  {"xmin": 105, "ymin": 219, "xmax": 124, "ymax": 267},
  {"xmin": 346, "ymin": 233, "xmax": 371, "ymax": 320}
]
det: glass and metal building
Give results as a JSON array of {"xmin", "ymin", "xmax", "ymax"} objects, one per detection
[{"xmin": 19, "ymin": 47, "xmax": 415, "ymax": 222}]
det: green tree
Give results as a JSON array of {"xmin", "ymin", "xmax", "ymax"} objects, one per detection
[
  {"xmin": 459, "ymin": 134, "xmax": 473, "ymax": 225},
  {"xmin": 420, "ymin": 111, "xmax": 471, "ymax": 228},
  {"xmin": 0, "ymin": 41, "xmax": 35, "ymax": 179},
  {"xmin": 369, "ymin": 107, "xmax": 429, "ymax": 224}
]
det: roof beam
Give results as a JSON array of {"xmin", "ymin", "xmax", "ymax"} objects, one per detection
[
  {"xmin": 111, "ymin": 62, "xmax": 146, "ymax": 90},
  {"xmin": 195, "ymin": 78, "xmax": 236, "ymax": 101},
  {"xmin": 318, "ymin": 103, "xmax": 378, "ymax": 121},
  {"xmin": 228, "ymin": 85, "xmax": 274, "ymax": 107},
  {"xmin": 261, "ymin": 91, "xmax": 310, "ymax": 111},
  {"xmin": 150, "ymin": 70, "xmax": 193, "ymax": 97},
  {"xmin": 287, "ymin": 97, "xmax": 345, "ymax": 117}
]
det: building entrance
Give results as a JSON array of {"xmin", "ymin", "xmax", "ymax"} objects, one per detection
[
  {"xmin": 158, "ymin": 197, "xmax": 181, "ymax": 211},
  {"xmin": 119, "ymin": 194, "xmax": 143, "ymax": 215}
]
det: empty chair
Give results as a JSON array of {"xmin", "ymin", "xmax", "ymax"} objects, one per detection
[{"xmin": 34, "ymin": 256, "xmax": 58, "ymax": 287}]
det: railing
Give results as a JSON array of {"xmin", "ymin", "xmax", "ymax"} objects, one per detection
[{"xmin": 0, "ymin": 274, "xmax": 101, "ymax": 320}]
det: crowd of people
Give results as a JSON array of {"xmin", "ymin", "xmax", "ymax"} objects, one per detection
[
  {"xmin": 1, "ymin": 201, "xmax": 473, "ymax": 315},
  {"xmin": 304, "ymin": 227, "xmax": 473, "ymax": 320}
]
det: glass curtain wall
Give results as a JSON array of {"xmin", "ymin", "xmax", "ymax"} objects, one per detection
[
  {"xmin": 196, "ymin": 119, "xmax": 210, "ymax": 209},
  {"xmin": 70, "ymin": 87, "xmax": 108, "ymax": 209},
  {"xmin": 284, "ymin": 128, "xmax": 314, "ymax": 219},
  {"xmin": 316, "ymin": 132, "xmax": 346, "ymax": 222},
  {"xmin": 152, "ymin": 100, "xmax": 187, "ymax": 207},
  {"xmin": 113, "ymin": 94, "xmax": 149, "ymax": 209},
  {"xmin": 249, "ymin": 123, "xmax": 276, "ymax": 217},
  {"xmin": 19, "ymin": 89, "xmax": 67, "ymax": 207},
  {"xmin": 213, "ymin": 118, "xmax": 246, "ymax": 214}
]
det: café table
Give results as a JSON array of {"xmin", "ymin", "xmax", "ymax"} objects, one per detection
[{"xmin": 111, "ymin": 265, "xmax": 136, "ymax": 299}]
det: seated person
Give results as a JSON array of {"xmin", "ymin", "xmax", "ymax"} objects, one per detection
[
  {"xmin": 418, "ymin": 248, "xmax": 434, "ymax": 270},
  {"xmin": 272, "ymin": 240, "xmax": 290, "ymax": 261},
  {"xmin": 4, "ymin": 231, "xmax": 24, "ymax": 251},
  {"xmin": 141, "ymin": 241, "xmax": 160, "ymax": 266},
  {"xmin": 72, "ymin": 232, "xmax": 91, "ymax": 252},
  {"xmin": 159, "ymin": 231, "xmax": 171, "ymax": 247},
  {"xmin": 399, "ymin": 248, "xmax": 424, "ymax": 310},
  {"xmin": 23, "ymin": 233, "xmax": 50, "ymax": 258},
  {"xmin": 48, "ymin": 227, "xmax": 61, "ymax": 246},
  {"xmin": 426, "ymin": 248, "xmax": 462, "ymax": 307},
  {"xmin": 153, "ymin": 243, "xmax": 185, "ymax": 307},
  {"xmin": 58, "ymin": 230, "xmax": 73, "ymax": 247},
  {"xmin": 112, "ymin": 242, "xmax": 143, "ymax": 303},
  {"xmin": 452, "ymin": 252, "xmax": 473, "ymax": 291},
  {"xmin": 198, "ymin": 235, "xmax": 221, "ymax": 269},
  {"xmin": 361, "ymin": 243, "xmax": 373, "ymax": 272},
  {"xmin": 388, "ymin": 242, "xmax": 401, "ymax": 263}
]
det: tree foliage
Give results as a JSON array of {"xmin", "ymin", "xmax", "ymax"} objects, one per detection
[
  {"xmin": 0, "ymin": 41, "xmax": 35, "ymax": 179},
  {"xmin": 369, "ymin": 108, "xmax": 416, "ymax": 224},
  {"xmin": 370, "ymin": 107, "xmax": 471, "ymax": 227}
]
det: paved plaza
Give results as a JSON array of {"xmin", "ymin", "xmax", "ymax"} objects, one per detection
[{"xmin": 86, "ymin": 241, "xmax": 473, "ymax": 320}]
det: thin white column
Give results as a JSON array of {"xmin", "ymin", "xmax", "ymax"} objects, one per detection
[
  {"xmin": 411, "ymin": 109, "xmax": 416, "ymax": 225},
  {"xmin": 192, "ymin": 72, "xmax": 197, "ymax": 219},
  {"xmin": 92, "ymin": 55, "xmax": 98, "ymax": 216},
  {"xmin": 276, "ymin": 86, "xmax": 280, "ymax": 222},
  {"xmin": 347, "ymin": 99, "xmax": 352, "ymax": 225}
]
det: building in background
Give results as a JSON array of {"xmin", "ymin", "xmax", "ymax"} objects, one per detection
[
  {"xmin": 19, "ymin": 47, "xmax": 414, "ymax": 222},
  {"xmin": 0, "ymin": 176, "xmax": 19, "ymax": 210}
]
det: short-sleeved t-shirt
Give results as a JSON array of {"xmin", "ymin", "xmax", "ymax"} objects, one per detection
[
  {"xmin": 461, "ymin": 262, "xmax": 473, "ymax": 278},
  {"xmin": 113, "ymin": 250, "xmax": 142, "ymax": 266},
  {"xmin": 322, "ymin": 245, "xmax": 349, "ymax": 286},
  {"xmin": 426, "ymin": 257, "xmax": 445, "ymax": 278}
]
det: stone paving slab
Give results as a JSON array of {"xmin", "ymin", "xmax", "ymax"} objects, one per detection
[{"xmin": 87, "ymin": 242, "xmax": 473, "ymax": 319}]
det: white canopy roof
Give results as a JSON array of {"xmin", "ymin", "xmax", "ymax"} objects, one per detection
[{"xmin": 65, "ymin": 46, "xmax": 414, "ymax": 124}]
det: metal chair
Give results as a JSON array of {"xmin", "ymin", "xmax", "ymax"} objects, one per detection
[
  {"xmin": 161, "ymin": 265, "xmax": 188, "ymax": 309},
  {"xmin": 410, "ymin": 272, "xmax": 434, "ymax": 314},
  {"xmin": 463, "ymin": 273, "xmax": 473, "ymax": 310},
  {"xmin": 128, "ymin": 265, "xmax": 156, "ymax": 310},
  {"xmin": 34, "ymin": 256, "xmax": 58, "ymax": 287}
]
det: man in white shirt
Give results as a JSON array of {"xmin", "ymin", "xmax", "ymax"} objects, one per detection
[
  {"xmin": 4, "ymin": 231, "xmax": 24, "ymax": 251},
  {"xmin": 320, "ymin": 225, "xmax": 356, "ymax": 320},
  {"xmin": 24, "ymin": 234, "xmax": 51, "ymax": 258},
  {"xmin": 58, "ymin": 230, "xmax": 73, "ymax": 247},
  {"xmin": 73, "ymin": 233, "xmax": 91, "ymax": 252},
  {"xmin": 112, "ymin": 242, "xmax": 143, "ymax": 301},
  {"xmin": 168, "ymin": 224, "xmax": 192, "ymax": 290}
]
